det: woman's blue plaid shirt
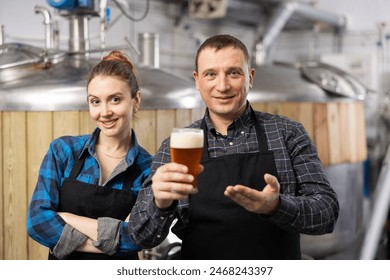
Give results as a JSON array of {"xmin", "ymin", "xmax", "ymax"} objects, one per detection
[{"xmin": 26, "ymin": 128, "xmax": 152, "ymax": 254}]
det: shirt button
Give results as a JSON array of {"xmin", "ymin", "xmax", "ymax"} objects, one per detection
[
  {"xmin": 169, "ymin": 214, "xmax": 174, "ymax": 218},
  {"xmin": 160, "ymin": 217, "xmax": 164, "ymax": 220},
  {"xmin": 229, "ymin": 142, "xmax": 233, "ymax": 146},
  {"xmin": 241, "ymin": 131, "xmax": 244, "ymax": 135},
  {"xmin": 157, "ymin": 235, "xmax": 161, "ymax": 239}
]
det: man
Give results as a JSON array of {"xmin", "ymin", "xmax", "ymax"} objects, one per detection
[{"xmin": 130, "ymin": 34, "xmax": 339, "ymax": 260}]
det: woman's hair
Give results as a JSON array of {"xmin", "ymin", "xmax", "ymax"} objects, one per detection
[
  {"xmin": 194, "ymin": 34, "xmax": 251, "ymax": 72},
  {"xmin": 87, "ymin": 50, "xmax": 140, "ymax": 98}
]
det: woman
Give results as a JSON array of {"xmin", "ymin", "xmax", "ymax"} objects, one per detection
[{"xmin": 26, "ymin": 50, "xmax": 153, "ymax": 260}]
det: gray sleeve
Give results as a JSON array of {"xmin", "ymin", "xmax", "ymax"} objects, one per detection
[
  {"xmin": 266, "ymin": 118, "xmax": 339, "ymax": 234},
  {"xmin": 129, "ymin": 138, "xmax": 178, "ymax": 248},
  {"xmin": 52, "ymin": 224, "xmax": 88, "ymax": 259},
  {"xmin": 130, "ymin": 175, "xmax": 178, "ymax": 248},
  {"xmin": 92, "ymin": 217, "xmax": 121, "ymax": 256}
]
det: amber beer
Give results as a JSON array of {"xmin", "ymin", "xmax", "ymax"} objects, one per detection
[{"xmin": 170, "ymin": 128, "xmax": 204, "ymax": 187}]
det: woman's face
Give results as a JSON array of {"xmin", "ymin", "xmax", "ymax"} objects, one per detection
[{"xmin": 87, "ymin": 75, "xmax": 140, "ymax": 139}]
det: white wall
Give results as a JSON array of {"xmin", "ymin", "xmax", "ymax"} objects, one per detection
[{"xmin": 1, "ymin": 0, "xmax": 389, "ymax": 87}]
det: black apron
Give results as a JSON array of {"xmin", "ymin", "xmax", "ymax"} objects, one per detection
[
  {"xmin": 174, "ymin": 108, "xmax": 301, "ymax": 259},
  {"xmin": 49, "ymin": 152, "xmax": 139, "ymax": 260}
]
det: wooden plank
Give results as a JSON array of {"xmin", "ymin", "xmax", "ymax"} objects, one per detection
[
  {"xmin": 347, "ymin": 102, "xmax": 360, "ymax": 163},
  {"xmin": 53, "ymin": 111, "xmax": 80, "ymax": 139},
  {"xmin": 133, "ymin": 110, "xmax": 157, "ymax": 154},
  {"xmin": 251, "ymin": 102, "xmax": 267, "ymax": 113},
  {"xmin": 175, "ymin": 109, "xmax": 192, "ymax": 128},
  {"xmin": 279, "ymin": 102, "xmax": 300, "ymax": 121},
  {"xmin": 338, "ymin": 103, "xmax": 351, "ymax": 163},
  {"xmin": 190, "ymin": 107, "xmax": 205, "ymax": 123},
  {"xmin": 297, "ymin": 103, "xmax": 314, "ymax": 141},
  {"xmin": 3, "ymin": 112, "xmax": 28, "ymax": 259},
  {"xmin": 313, "ymin": 103, "xmax": 330, "ymax": 166},
  {"xmin": 156, "ymin": 109, "xmax": 175, "ymax": 150},
  {"xmin": 327, "ymin": 102, "xmax": 342, "ymax": 164},
  {"xmin": 356, "ymin": 102, "xmax": 368, "ymax": 161},
  {"xmin": 0, "ymin": 112, "xmax": 3, "ymax": 259},
  {"xmin": 26, "ymin": 112, "xmax": 52, "ymax": 260},
  {"xmin": 79, "ymin": 111, "xmax": 96, "ymax": 135},
  {"xmin": 281, "ymin": 102, "xmax": 315, "ymax": 142}
]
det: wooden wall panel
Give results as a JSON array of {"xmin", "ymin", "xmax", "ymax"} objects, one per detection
[
  {"xmin": 339, "ymin": 103, "xmax": 352, "ymax": 163},
  {"xmin": 53, "ymin": 111, "xmax": 80, "ymax": 139},
  {"xmin": 156, "ymin": 110, "xmax": 175, "ymax": 150},
  {"xmin": 250, "ymin": 101, "xmax": 367, "ymax": 166},
  {"xmin": 133, "ymin": 110, "xmax": 157, "ymax": 154},
  {"xmin": 356, "ymin": 102, "xmax": 368, "ymax": 161},
  {"xmin": 190, "ymin": 107, "xmax": 205, "ymax": 123},
  {"xmin": 175, "ymin": 109, "xmax": 192, "ymax": 128},
  {"xmin": 0, "ymin": 102, "xmax": 367, "ymax": 260},
  {"xmin": 313, "ymin": 104, "xmax": 330, "ymax": 166},
  {"xmin": 26, "ymin": 112, "xmax": 52, "ymax": 260},
  {"xmin": 297, "ymin": 103, "xmax": 314, "ymax": 140},
  {"xmin": 3, "ymin": 112, "xmax": 28, "ymax": 259},
  {"xmin": 79, "ymin": 111, "xmax": 96, "ymax": 135},
  {"xmin": 327, "ymin": 103, "xmax": 342, "ymax": 164}
]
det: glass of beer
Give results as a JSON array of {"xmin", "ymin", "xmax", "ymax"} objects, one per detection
[{"xmin": 170, "ymin": 128, "xmax": 204, "ymax": 188}]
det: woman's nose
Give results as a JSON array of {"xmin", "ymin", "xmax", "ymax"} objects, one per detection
[{"xmin": 100, "ymin": 103, "xmax": 112, "ymax": 116}]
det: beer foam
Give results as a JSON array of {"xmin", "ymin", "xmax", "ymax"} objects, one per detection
[{"xmin": 170, "ymin": 130, "xmax": 204, "ymax": 148}]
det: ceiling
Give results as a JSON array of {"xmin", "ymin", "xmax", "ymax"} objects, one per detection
[{"xmin": 156, "ymin": 0, "xmax": 326, "ymax": 30}]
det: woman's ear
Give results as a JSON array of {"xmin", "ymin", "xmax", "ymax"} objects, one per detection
[{"xmin": 133, "ymin": 90, "xmax": 141, "ymax": 113}]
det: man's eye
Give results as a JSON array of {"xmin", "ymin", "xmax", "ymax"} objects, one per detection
[
  {"xmin": 229, "ymin": 70, "xmax": 241, "ymax": 76},
  {"xmin": 205, "ymin": 72, "xmax": 215, "ymax": 77}
]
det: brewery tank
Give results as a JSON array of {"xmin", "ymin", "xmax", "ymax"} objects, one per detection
[
  {"xmin": 0, "ymin": 1, "xmax": 368, "ymax": 260},
  {"xmin": 248, "ymin": 1, "xmax": 367, "ymax": 259}
]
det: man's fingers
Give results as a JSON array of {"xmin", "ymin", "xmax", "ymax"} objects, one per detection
[{"xmin": 264, "ymin": 173, "xmax": 280, "ymax": 191}]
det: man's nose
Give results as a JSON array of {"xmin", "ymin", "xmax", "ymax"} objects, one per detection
[{"xmin": 216, "ymin": 75, "xmax": 230, "ymax": 91}]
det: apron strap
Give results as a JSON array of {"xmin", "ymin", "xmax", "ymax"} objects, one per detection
[
  {"xmin": 68, "ymin": 153, "xmax": 86, "ymax": 180},
  {"xmin": 122, "ymin": 164, "xmax": 139, "ymax": 190},
  {"xmin": 250, "ymin": 106, "xmax": 269, "ymax": 152}
]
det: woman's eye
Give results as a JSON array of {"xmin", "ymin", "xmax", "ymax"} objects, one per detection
[
  {"xmin": 90, "ymin": 99, "xmax": 99, "ymax": 105},
  {"xmin": 111, "ymin": 97, "xmax": 121, "ymax": 103}
]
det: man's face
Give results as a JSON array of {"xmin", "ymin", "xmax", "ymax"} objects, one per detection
[{"xmin": 193, "ymin": 46, "xmax": 254, "ymax": 123}]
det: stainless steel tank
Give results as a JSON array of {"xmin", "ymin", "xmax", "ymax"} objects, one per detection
[
  {"xmin": 246, "ymin": 1, "xmax": 367, "ymax": 259},
  {"xmin": 0, "ymin": 43, "xmax": 202, "ymax": 111},
  {"xmin": 248, "ymin": 62, "xmax": 367, "ymax": 259}
]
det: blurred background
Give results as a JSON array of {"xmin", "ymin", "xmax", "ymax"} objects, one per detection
[{"xmin": 0, "ymin": 0, "xmax": 389, "ymax": 260}]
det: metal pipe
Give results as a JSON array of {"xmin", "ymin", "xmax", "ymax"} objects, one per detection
[
  {"xmin": 138, "ymin": 33, "xmax": 160, "ymax": 68},
  {"xmin": 0, "ymin": 25, "xmax": 4, "ymax": 45},
  {"xmin": 254, "ymin": 1, "xmax": 346, "ymax": 65},
  {"xmin": 359, "ymin": 143, "xmax": 390, "ymax": 259},
  {"xmin": 34, "ymin": 5, "xmax": 53, "ymax": 49},
  {"xmin": 99, "ymin": 0, "xmax": 108, "ymax": 49},
  {"xmin": 68, "ymin": 15, "xmax": 90, "ymax": 54}
]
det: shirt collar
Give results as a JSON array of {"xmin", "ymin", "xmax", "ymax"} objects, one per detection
[
  {"xmin": 78, "ymin": 127, "xmax": 139, "ymax": 165},
  {"xmin": 204, "ymin": 101, "xmax": 252, "ymax": 136}
]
